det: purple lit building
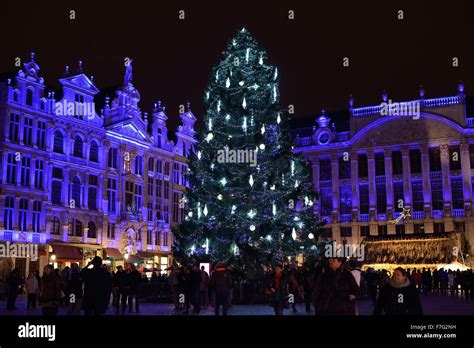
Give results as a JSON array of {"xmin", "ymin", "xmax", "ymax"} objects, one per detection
[
  {"xmin": 294, "ymin": 84, "xmax": 474, "ymax": 268},
  {"xmin": 0, "ymin": 54, "xmax": 196, "ymax": 277}
]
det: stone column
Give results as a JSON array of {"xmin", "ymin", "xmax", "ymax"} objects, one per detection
[
  {"xmin": 367, "ymin": 150, "xmax": 376, "ymax": 220},
  {"xmin": 420, "ymin": 144, "xmax": 432, "ymax": 216},
  {"xmin": 331, "ymin": 153, "xmax": 339, "ymax": 223},
  {"xmin": 440, "ymin": 144, "xmax": 452, "ymax": 216},
  {"xmin": 460, "ymin": 142, "xmax": 472, "ymax": 213},
  {"xmin": 350, "ymin": 151, "xmax": 359, "ymax": 222}
]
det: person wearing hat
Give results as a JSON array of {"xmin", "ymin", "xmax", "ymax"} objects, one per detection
[{"xmin": 312, "ymin": 257, "xmax": 360, "ymax": 315}]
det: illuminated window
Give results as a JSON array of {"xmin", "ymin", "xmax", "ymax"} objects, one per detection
[
  {"xmin": 53, "ymin": 131, "xmax": 64, "ymax": 153},
  {"xmin": 9, "ymin": 113, "xmax": 20, "ymax": 142}
]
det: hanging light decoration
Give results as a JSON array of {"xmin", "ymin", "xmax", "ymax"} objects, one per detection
[
  {"xmin": 226, "ymin": 77, "xmax": 230, "ymax": 88},
  {"xmin": 203, "ymin": 204, "xmax": 209, "ymax": 217},
  {"xmin": 292, "ymin": 228, "xmax": 297, "ymax": 240},
  {"xmin": 249, "ymin": 174, "xmax": 254, "ymax": 187}
]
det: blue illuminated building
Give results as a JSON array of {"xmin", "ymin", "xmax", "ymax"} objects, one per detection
[{"xmin": 0, "ymin": 54, "xmax": 196, "ymax": 277}]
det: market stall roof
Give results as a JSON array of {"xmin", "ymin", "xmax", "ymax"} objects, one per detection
[
  {"xmin": 136, "ymin": 250, "xmax": 159, "ymax": 259},
  {"xmin": 104, "ymin": 248, "xmax": 123, "ymax": 260},
  {"xmin": 125, "ymin": 254, "xmax": 143, "ymax": 263},
  {"xmin": 50, "ymin": 244, "xmax": 82, "ymax": 261}
]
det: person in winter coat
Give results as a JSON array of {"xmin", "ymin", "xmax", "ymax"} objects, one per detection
[
  {"xmin": 185, "ymin": 264, "xmax": 202, "ymax": 315},
  {"xmin": 301, "ymin": 263, "xmax": 314, "ymax": 313},
  {"xmin": 373, "ymin": 267, "xmax": 423, "ymax": 315},
  {"xmin": 7, "ymin": 269, "xmax": 21, "ymax": 311},
  {"xmin": 25, "ymin": 272, "xmax": 39, "ymax": 310},
  {"xmin": 209, "ymin": 262, "xmax": 233, "ymax": 316},
  {"xmin": 266, "ymin": 264, "xmax": 289, "ymax": 316},
  {"xmin": 40, "ymin": 265, "xmax": 61, "ymax": 315},
  {"xmin": 81, "ymin": 256, "xmax": 112, "ymax": 315},
  {"xmin": 66, "ymin": 263, "xmax": 83, "ymax": 315},
  {"xmin": 199, "ymin": 266, "xmax": 210, "ymax": 308},
  {"xmin": 313, "ymin": 257, "xmax": 359, "ymax": 315},
  {"xmin": 112, "ymin": 266, "xmax": 128, "ymax": 314},
  {"xmin": 126, "ymin": 265, "xmax": 142, "ymax": 313}
]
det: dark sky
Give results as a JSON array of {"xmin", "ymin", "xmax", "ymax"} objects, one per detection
[{"xmin": 2, "ymin": 0, "xmax": 473, "ymax": 132}]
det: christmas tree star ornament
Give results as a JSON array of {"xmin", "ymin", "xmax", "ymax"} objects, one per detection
[{"xmin": 226, "ymin": 77, "xmax": 230, "ymax": 88}]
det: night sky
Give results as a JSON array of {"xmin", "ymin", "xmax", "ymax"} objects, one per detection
[{"xmin": 2, "ymin": 0, "xmax": 473, "ymax": 132}]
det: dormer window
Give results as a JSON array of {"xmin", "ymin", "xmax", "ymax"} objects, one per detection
[{"xmin": 26, "ymin": 89, "xmax": 33, "ymax": 106}]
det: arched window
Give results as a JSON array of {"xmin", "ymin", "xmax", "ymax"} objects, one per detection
[
  {"xmin": 73, "ymin": 135, "xmax": 83, "ymax": 158},
  {"xmin": 72, "ymin": 176, "xmax": 81, "ymax": 207},
  {"xmin": 87, "ymin": 221, "xmax": 96, "ymax": 238},
  {"xmin": 53, "ymin": 131, "xmax": 64, "ymax": 153},
  {"xmin": 26, "ymin": 89, "xmax": 33, "ymax": 106},
  {"xmin": 89, "ymin": 141, "xmax": 99, "ymax": 162},
  {"xmin": 40, "ymin": 100, "xmax": 45, "ymax": 110},
  {"xmin": 52, "ymin": 217, "xmax": 61, "ymax": 235}
]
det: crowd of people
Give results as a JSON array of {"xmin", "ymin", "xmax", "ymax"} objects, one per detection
[{"xmin": 1, "ymin": 256, "xmax": 474, "ymax": 316}]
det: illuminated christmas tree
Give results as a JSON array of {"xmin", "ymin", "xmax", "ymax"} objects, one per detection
[{"xmin": 173, "ymin": 29, "xmax": 321, "ymax": 268}]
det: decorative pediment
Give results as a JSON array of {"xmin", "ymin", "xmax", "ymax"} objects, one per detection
[
  {"xmin": 353, "ymin": 114, "xmax": 463, "ymax": 147},
  {"xmin": 59, "ymin": 74, "xmax": 100, "ymax": 94},
  {"xmin": 108, "ymin": 120, "xmax": 152, "ymax": 144}
]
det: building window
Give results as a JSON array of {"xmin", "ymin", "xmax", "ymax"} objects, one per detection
[
  {"xmin": 107, "ymin": 223, "xmax": 115, "ymax": 239},
  {"xmin": 451, "ymin": 177, "xmax": 464, "ymax": 209},
  {"xmin": 433, "ymin": 223, "xmax": 445, "ymax": 233},
  {"xmin": 163, "ymin": 205, "xmax": 169, "ymax": 223},
  {"xmin": 449, "ymin": 146, "xmax": 461, "ymax": 171},
  {"xmin": 358, "ymin": 154, "xmax": 368, "ymax": 178},
  {"xmin": 148, "ymin": 158, "xmax": 154, "ymax": 172},
  {"xmin": 135, "ymin": 155, "xmax": 143, "ymax": 175},
  {"xmin": 156, "ymin": 204, "xmax": 162, "ymax": 221},
  {"xmin": 125, "ymin": 181, "xmax": 134, "ymax": 210},
  {"xmin": 53, "ymin": 131, "xmax": 64, "ymax": 153},
  {"xmin": 395, "ymin": 224, "xmax": 405, "ymax": 235},
  {"xmin": 34, "ymin": 159, "xmax": 44, "ymax": 189},
  {"xmin": 376, "ymin": 182, "xmax": 387, "ymax": 213},
  {"xmin": 392, "ymin": 151, "xmax": 403, "ymax": 175},
  {"xmin": 13, "ymin": 91, "xmax": 19, "ymax": 102},
  {"xmin": 360, "ymin": 225, "xmax": 370, "ymax": 237},
  {"xmin": 74, "ymin": 94, "xmax": 84, "ymax": 119},
  {"xmin": 155, "ymin": 231, "xmax": 160, "ymax": 245},
  {"xmin": 51, "ymin": 217, "xmax": 61, "ymax": 235},
  {"xmin": 164, "ymin": 181, "xmax": 170, "ymax": 199},
  {"xmin": 23, "ymin": 117, "xmax": 33, "ymax": 146},
  {"xmin": 4, "ymin": 197, "xmax": 14, "ymax": 231},
  {"xmin": 108, "ymin": 148, "xmax": 117, "ymax": 168},
  {"xmin": 359, "ymin": 184, "xmax": 369, "ymax": 214},
  {"xmin": 148, "ymin": 202, "xmax": 153, "ymax": 221},
  {"xmin": 173, "ymin": 192, "xmax": 182, "ymax": 223},
  {"xmin": 339, "ymin": 185, "xmax": 352, "ymax": 215},
  {"xmin": 88, "ymin": 176, "xmax": 97, "ymax": 211},
  {"xmin": 322, "ymin": 227, "xmax": 332, "ymax": 238},
  {"xmin": 37, "ymin": 121, "xmax": 46, "ymax": 149},
  {"xmin": 26, "ymin": 89, "xmax": 33, "ymax": 106},
  {"xmin": 9, "ymin": 113, "xmax": 20, "ymax": 142},
  {"xmin": 413, "ymin": 224, "xmax": 425, "ymax": 234},
  {"xmin": 409, "ymin": 149, "xmax": 422, "ymax": 174},
  {"xmin": 378, "ymin": 225, "xmax": 387, "ymax": 236},
  {"xmin": 429, "ymin": 147, "xmax": 441, "ymax": 172},
  {"xmin": 19, "ymin": 198, "xmax": 28, "ymax": 232},
  {"xmin": 90, "ymin": 141, "xmax": 99, "ymax": 162},
  {"xmin": 6, "ymin": 153, "xmax": 17, "ymax": 184},
  {"xmin": 87, "ymin": 222, "xmax": 96, "ymax": 238},
  {"xmin": 21, "ymin": 157, "xmax": 31, "ymax": 187},
  {"xmin": 340, "ymin": 227, "xmax": 352, "ymax": 237},
  {"xmin": 339, "ymin": 156, "xmax": 351, "ymax": 179},
  {"xmin": 32, "ymin": 200, "xmax": 42, "ymax": 233},
  {"xmin": 147, "ymin": 229, "xmax": 153, "ymax": 244},
  {"xmin": 431, "ymin": 179, "xmax": 443, "ymax": 210},
  {"xmin": 174, "ymin": 163, "xmax": 181, "ymax": 184},
  {"xmin": 134, "ymin": 185, "xmax": 142, "ymax": 213},
  {"xmin": 52, "ymin": 181, "xmax": 62, "ymax": 205},
  {"xmin": 393, "ymin": 181, "xmax": 404, "ymax": 212},
  {"xmin": 148, "ymin": 177, "xmax": 154, "ymax": 196},
  {"xmin": 107, "ymin": 178, "xmax": 117, "ymax": 213},
  {"xmin": 411, "ymin": 181, "xmax": 423, "ymax": 211},
  {"xmin": 156, "ymin": 159, "xmax": 162, "ymax": 173},
  {"xmin": 470, "ymin": 145, "xmax": 474, "ymax": 169},
  {"xmin": 375, "ymin": 153, "xmax": 385, "ymax": 176},
  {"xmin": 71, "ymin": 177, "xmax": 81, "ymax": 207},
  {"xmin": 320, "ymin": 187, "xmax": 332, "ymax": 216},
  {"xmin": 164, "ymin": 162, "xmax": 170, "ymax": 176},
  {"xmin": 156, "ymin": 179, "xmax": 162, "ymax": 198},
  {"xmin": 319, "ymin": 159, "xmax": 331, "ymax": 180},
  {"xmin": 73, "ymin": 136, "xmax": 83, "ymax": 158},
  {"xmin": 69, "ymin": 219, "xmax": 84, "ymax": 237}
]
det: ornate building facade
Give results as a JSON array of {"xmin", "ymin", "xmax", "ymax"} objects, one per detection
[
  {"xmin": 0, "ymin": 54, "xmax": 196, "ymax": 277},
  {"xmin": 295, "ymin": 84, "xmax": 474, "ymax": 268}
]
